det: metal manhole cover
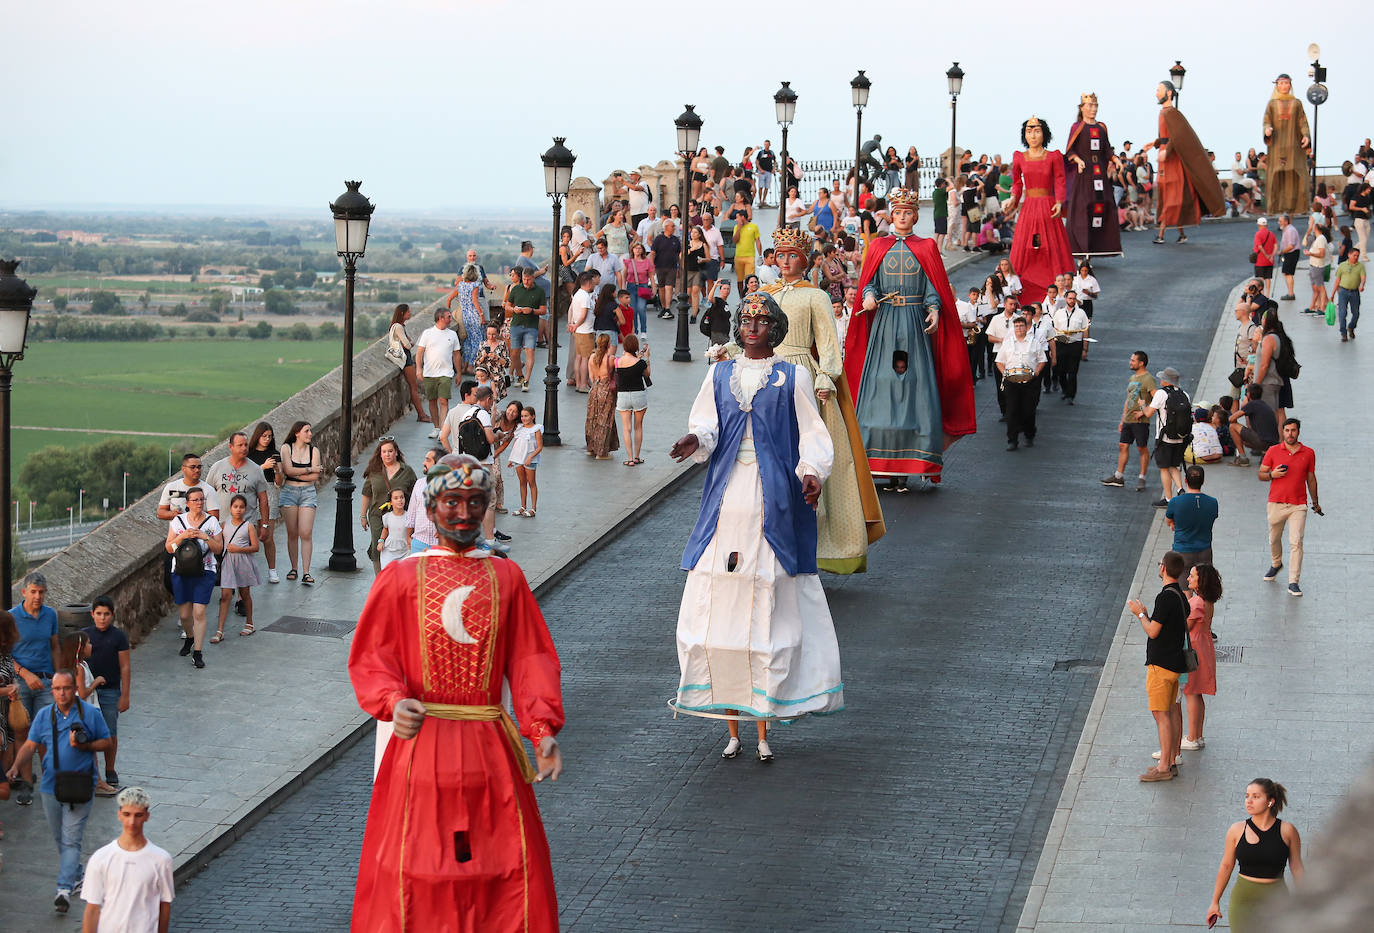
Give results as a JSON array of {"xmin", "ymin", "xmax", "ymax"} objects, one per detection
[
  {"xmin": 263, "ymin": 615, "xmax": 357, "ymax": 638},
  {"xmin": 1214, "ymin": 644, "xmax": 1244, "ymax": 664}
]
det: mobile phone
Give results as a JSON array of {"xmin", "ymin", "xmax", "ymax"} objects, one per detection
[{"xmin": 1208, "ymin": 916, "xmax": 1218, "ymax": 929}]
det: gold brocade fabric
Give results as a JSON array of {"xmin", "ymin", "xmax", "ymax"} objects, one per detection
[{"xmin": 416, "ymin": 555, "xmax": 500, "ymax": 697}]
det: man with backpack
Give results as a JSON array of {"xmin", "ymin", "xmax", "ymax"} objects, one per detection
[
  {"xmin": 440, "ymin": 384, "xmax": 507, "ymax": 553},
  {"xmin": 1141, "ymin": 366, "xmax": 1192, "ymax": 508}
]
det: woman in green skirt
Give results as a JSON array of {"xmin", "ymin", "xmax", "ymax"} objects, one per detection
[{"xmin": 1207, "ymin": 778, "xmax": 1304, "ymax": 930}]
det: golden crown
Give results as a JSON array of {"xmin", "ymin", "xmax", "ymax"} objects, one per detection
[
  {"xmin": 1081, "ymin": 92, "xmax": 1098, "ymax": 105},
  {"xmin": 887, "ymin": 187, "xmax": 920, "ymax": 208},
  {"xmin": 739, "ymin": 292, "xmax": 773, "ymax": 317},
  {"xmin": 771, "ymin": 226, "xmax": 811, "ymax": 253}
]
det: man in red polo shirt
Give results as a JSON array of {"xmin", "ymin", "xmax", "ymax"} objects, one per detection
[{"xmin": 1259, "ymin": 418, "xmax": 1321, "ymax": 596}]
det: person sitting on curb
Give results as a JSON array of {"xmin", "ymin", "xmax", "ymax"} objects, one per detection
[{"xmin": 1227, "ymin": 383, "xmax": 1280, "ymax": 467}]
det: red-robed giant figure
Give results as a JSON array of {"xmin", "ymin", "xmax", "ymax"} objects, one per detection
[
  {"xmin": 844, "ymin": 187, "xmax": 975, "ymax": 489},
  {"xmin": 348, "ymin": 454, "xmax": 565, "ymax": 933}
]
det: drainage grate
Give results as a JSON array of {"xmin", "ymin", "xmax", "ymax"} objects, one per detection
[
  {"xmin": 263, "ymin": 615, "xmax": 358, "ymax": 639},
  {"xmin": 1214, "ymin": 644, "xmax": 1244, "ymax": 664},
  {"xmin": 1052, "ymin": 659, "xmax": 1104, "ymax": 673}
]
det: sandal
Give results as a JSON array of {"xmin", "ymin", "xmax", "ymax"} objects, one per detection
[
  {"xmin": 623, "ymin": 459, "xmax": 635, "ymax": 466},
  {"xmin": 210, "ymin": 630, "xmax": 225, "ymax": 644},
  {"xmin": 239, "ymin": 623, "xmax": 255, "ymax": 637},
  {"xmin": 285, "ymin": 569, "xmax": 298, "ymax": 581},
  {"xmin": 301, "ymin": 574, "xmax": 316, "ymax": 586},
  {"xmin": 513, "ymin": 508, "xmax": 528, "ymax": 517},
  {"xmin": 525, "ymin": 510, "xmax": 535, "ymax": 518},
  {"xmin": 494, "ymin": 505, "xmax": 508, "ymax": 513},
  {"xmin": 633, "ymin": 458, "xmax": 645, "ymax": 465}
]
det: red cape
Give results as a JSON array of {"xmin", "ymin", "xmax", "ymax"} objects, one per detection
[{"xmin": 844, "ymin": 235, "xmax": 977, "ymax": 440}]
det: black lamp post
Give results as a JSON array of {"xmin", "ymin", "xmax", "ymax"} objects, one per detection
[
  {"xmin": 0, "ymin": 261, "xmax": 34, "ymax": 607},
  {"xmin": 946, "ymin": 62, "xmax": 964, "ymax": 178},
  {"xmin": 774, "ymin": 82, "xmax": 797, "ymax": 230},
  {"xmin": 326, "ymin": 180, "xmax": 374, "ymax": 572},
  {"xmin": 541, "ymin": 136, "xmax": 576, "ymax": 445},
  {"xmin": 1169, "ymin": 60, "xmax": 1186, "ymax": 101},
  {"xmin": 673, "ymin": 105, "xmax": 702, "ymax": 363},
  {"xmin": 1307, "ymin": 48, "xmax": 1328, "ymax": 196},
  {"xmin": 850, "ymin": 70, "xmax": 871, "ymax": 206}
]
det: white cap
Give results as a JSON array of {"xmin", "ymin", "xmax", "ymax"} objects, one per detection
[{"xmin": 1257, "ymin": 217, "xmax": 1268, "ymax": 225}]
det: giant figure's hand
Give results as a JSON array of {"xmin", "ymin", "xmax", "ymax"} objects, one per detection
[
  {"xmin": 392, "ymin": 698, "xmax": 427, "ymax": 740},
  {"xmin": 534, "ymin": 737, "xmax": 563, "ymax": 783},
  {"xmin": 670, "ymin": 434, "xmax": 699, "ymax": 462},
  {"xmin": 924, "ymin": 308, "xmax": 939, "ymax": 334},
  {"xmin": 1050, "ymin": 201, "xmax": 1063, "ymax": 219},
  {"xmin": 862, "ymin": 293, "xmax": 877, "ymax": 312},
  {"xmin": 802, "ymin": 474, "xmax": 822, "ymax": 507}
]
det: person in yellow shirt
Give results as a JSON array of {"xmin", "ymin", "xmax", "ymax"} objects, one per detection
[{"xmin": 732, "ymin": 217, "xmax": 762, "ymax": 283}]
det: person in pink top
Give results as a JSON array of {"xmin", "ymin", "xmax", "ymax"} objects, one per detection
[{"xmin": 1258, "ymin": 418, "xmax": 1321, "ymax": 596}]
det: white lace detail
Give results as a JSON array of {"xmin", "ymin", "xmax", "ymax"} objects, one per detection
[{"xmin": 728, "ymin": 356, "xmax": 780, "ymax": 411}]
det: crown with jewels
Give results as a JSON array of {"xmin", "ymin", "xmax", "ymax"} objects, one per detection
[
  {"xmin": 887, "ymin": 187, "xmax": 919, "ymax": 208},
  {"xmin": 771, "ymin": 226, "xmax": 810, "ymax": 253},
  {"xmin": 739, "ymin": 292, "xmax": 774, "ymax": 318},
  {"xmin": 1081, "ymin": 92, "xmax": 1098, "ymax": 105}
]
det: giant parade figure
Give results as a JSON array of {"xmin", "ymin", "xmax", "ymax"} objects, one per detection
[
  {"xmin": 1262, "ymin": 72, "xmax": 1312, "ymax": 215},
  {"xmin": 844, "ymin": 187, "xmax": 976, "ymax": 489},
  {"xmin": 1064, "ymin": 93, "xmax": 1123, "ymax": 258},
  {"xmin": 763, "ymin": 226, "xmax": 884, "ymax": 573},
  {"xmin": 1005, "ymin": 116, "xmax": 1077, "ymax": 304},
  {"xmin": 671, "ymin": 292, "xmax": 844, "ymax": 764},
  {"xmin": 1142, "ymin": 79, "xmax": 1226, "ymax": 243},
  {"xmin": 348, "ymin": 453, "xmax": 565, "ymax": 933}
]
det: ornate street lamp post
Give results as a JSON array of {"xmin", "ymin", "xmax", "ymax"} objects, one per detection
[
  {"xmin": 1306, "ymin": 46, "xmax": 1328, "ymax": 196},
  {"xmin": 1169, "ymin": 60, "xmax": 1186, "ymax": 101},
  {"xmin": 774, "ymin": 82, "xmax": 797, "ymax": 230},
  {"xmin": 673, "ymin": 105, "xmax": 702, "ymax": 363},
  {"xmin": 946, "ymin": 62, "xmax": 964, "ymax": 178},
  {"xmin": 327, "ymin": 180, "xmax": 374, "ymax": 572},
  {"xmin": 850, "ymin": 70, "xmax": 871, "ymax": 207},
  {"xmin": 0, "ymin": 261, "xmax": 35, "ymax": 606},
  {"xmin": 541, "ymin": 137, "xmax": 576, "ymax": 445}
]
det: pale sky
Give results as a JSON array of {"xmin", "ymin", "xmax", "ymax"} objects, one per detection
[{"xmin": 5, "ymin": 0, "xmax": 1363, "ymax": 215}]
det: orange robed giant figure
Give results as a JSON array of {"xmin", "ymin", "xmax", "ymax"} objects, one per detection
[{"xmin": 348, "ymin": 454, "xmax": 565, "ymax": 933}]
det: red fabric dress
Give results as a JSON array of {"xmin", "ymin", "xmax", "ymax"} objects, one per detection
[
  {"xmin": 1183, "ymin": 593, "xmax": 1217, "ymax": 696},
  {"xmin": 348, "ymin": 551, "xmax": 564, "ymax": 933},
  {"xmin": 1009, "ymin": 150, "xmax": 1075, "ymax": 305}
]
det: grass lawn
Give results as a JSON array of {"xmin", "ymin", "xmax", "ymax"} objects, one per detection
[{"xmin": 11, "ymin": 338, "xmax": 368, "ymax": 470}]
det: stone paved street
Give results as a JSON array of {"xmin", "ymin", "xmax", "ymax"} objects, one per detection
[{"xmin": 169, "ymin": 222, "xmax": 1264, "ymax": 932}]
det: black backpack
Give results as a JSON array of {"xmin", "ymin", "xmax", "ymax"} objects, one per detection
[
  {"xmin": 457, "ymin": 407, "xmax": 492, "ymax": 460},
  {"xmin": 1276, "ymin": 335, "xmax": 1301, "ymax": 380},
  {"xmin": 1160, "ymin": 385, "xmax": 1193, "ymax": 443},
  {"xmin": 172, "ymin": 515, "xmax": 209, "ymax": 577}
]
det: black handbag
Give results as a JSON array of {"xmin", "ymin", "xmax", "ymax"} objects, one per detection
[
  {"xmin": 51, "ymin": 701, "xmax": 94, "ymax": 806},
  {"xmin": 1174, "ymin": 589, "xmax": 1199, "ymax": 674},
  {"xmin": 1227, "ymin": 366, "xmax": 1247, "ymax": 388}
]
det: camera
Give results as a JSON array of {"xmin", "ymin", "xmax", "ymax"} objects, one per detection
[{"xmin": 70, "ymin": 722, "xmax": 89, "ymax": 745}]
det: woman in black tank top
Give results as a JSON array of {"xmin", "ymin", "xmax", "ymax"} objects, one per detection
[{"xmin": 1207, "ymin": 778, "xmax": 1304, "ymax": 931}]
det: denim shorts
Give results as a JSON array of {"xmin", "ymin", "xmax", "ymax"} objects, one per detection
[
  {"xmin": 616, "ymin": 390, "xmax": 648, "ymax": 412},
  {"xmin": 280, "ymin": 484, "xmax": 318, "ymax": 509},
  {"xmin": 95, "ymin": 686, "xmax": 121, "ymax": 736},
  {"xmin": 172, "ymin": 570, "xmax": 217, "ymax": 606},
  {"xmin": 510, "ymin": 325, "xmax": 539, "ymax": 350}
]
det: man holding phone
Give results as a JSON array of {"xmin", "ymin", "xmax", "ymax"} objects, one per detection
[{"xmin": 1259, "ymin": 418, "xmax": 1320, "ymax": 596}]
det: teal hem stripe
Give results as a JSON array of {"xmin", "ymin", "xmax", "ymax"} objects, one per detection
[
  {"xmin": 751, "ymin": 683, "xmax": 845, "ymax": 705},
  {"xmin": 679, "ymin": 683, "xmax": 712, "ymax": 692}
]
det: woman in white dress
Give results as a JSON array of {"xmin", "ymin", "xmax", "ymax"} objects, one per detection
[{"xmin": 670, "ymin": 293, "xmax": 843, "ymax": 764}]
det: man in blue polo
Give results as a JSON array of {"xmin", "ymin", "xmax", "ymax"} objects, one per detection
[
  {"xmin": 1165, "ymin": 464, "xmax": 1220, "ymax": 578},
  {"xmin": 11, "ymin": 570, "xmax": 60, "ymax": 806},
  {"xmin": 7, "ymin": 669, "xmax": 113, "ymax": 913}
]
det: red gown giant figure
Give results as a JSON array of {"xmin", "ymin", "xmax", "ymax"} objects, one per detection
[
  {"xmin": 1006, "ymin": 117, "xmax": 1076, "ymax": 305},
  {"xmin": 349, "ymin": 455, "xmax": 565, "ymax": 933}
]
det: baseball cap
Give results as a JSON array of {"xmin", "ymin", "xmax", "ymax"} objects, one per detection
[{"xmin": 1257, "ymin": 217, "xmax": 1268, "ymax": 226}]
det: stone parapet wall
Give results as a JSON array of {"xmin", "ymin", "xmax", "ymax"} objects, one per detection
[{"xmin": 23, "ymin": 316, "xmax": 430, "ymax": 644}]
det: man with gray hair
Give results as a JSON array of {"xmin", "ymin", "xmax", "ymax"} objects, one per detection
[
  {"xmin": 81, "ymin": 786, "xmax": 175, "ymax": 933},
  {"xmin": 204, "ymin": 432, "xmax": 272, "ymax": 605},
  {"xmin": 1277, "ymin": 212, "xmax": 1301, "ymax": 299}
]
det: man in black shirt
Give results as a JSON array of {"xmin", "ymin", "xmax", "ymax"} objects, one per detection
[
  {"xmin": 756, "ymin": 143, "xmax": 777, "ymax": 206},
  {"xmin": 650, "ymin": 220, "xmax": 682, "ymax": 319},
  {"xmin": 1228, "ymin": 383, "xmax": 1280, "ymax": 465},
  {"xmin": 1127, "ymin": 550, "xmax": 1189, "ymax": 782}
]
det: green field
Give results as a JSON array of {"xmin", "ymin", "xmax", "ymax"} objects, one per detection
[{"xmin": 10, "ymin": 338, "xmax": 368, "ymax": 471}]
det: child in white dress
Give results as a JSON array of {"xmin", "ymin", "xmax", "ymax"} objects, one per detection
[{"xmin": 378, "ymin": 488, "xmax": 410, "ymax": 568}]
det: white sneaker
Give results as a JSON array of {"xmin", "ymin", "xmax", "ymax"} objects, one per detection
[
  {"xmin": 487, "ymin": 539, "xmax": 511, "ymax": 554},
  {"xmin": 756, "ymin": 740, "xmax": 774, "ymax": 762},
  {"xmin": 268, "ymin": 569, "xmax": 280, "ymax": 584},
  {"xmin": 427, "ymin": 429, "xmax": 440, "ymax": 439},
  {"xmin": 1150, "ymin": 751, "xmax": 1184, "ymax": 764},
  {"xmin": 1180, "ymin": 737, "xmax": 1205, "ymax": 750},
  {"xmin": 721, "ymin": 737, "xmax": 741, "ymax": 759}
]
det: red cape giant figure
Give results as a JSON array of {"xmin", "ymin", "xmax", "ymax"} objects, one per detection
[{"xmin": 844, "ymin": 234, "xmax": 976, "ymax": 475}]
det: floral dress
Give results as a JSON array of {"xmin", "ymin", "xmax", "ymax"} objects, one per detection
[
  {"xmin": 475, "ymin": 340, "xmax": 511, "ymax": 400},
  {"xmin": 455, "ymin": 281, "xmax": 484, "ymax": 365}
]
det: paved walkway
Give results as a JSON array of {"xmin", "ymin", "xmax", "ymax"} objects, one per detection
[
  {"xmin": 1017, "ymin": 271, "xmax": 1373, "ymax": 930},
  {"xmin": 0, "ymin": 230, "xmax": 985, "ymax": 928}
]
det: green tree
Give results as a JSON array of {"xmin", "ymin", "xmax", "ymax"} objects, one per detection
[
  {"xmin": 138, "ymin": 292, "xmax": 151, "ymax": 311},
  {"xmin": 52, "ymin": 295, "xmax": 68, "ymax": 312},
  {"xmin": 288, "ymin": 322, "xmax": 313, "ymax": 340},
  {"xmin": 264, "ymin": 290, "xmax": 297, "ymax": 315},
  {"xmin": 250, "ymin": 320, "xmax": 273, "ymax": 339},
  {"xmin": 296, "ymin": 270, "xmax": 317, "ymax": 289},
  {"xmin": 173, "ymin": 302, "xmax": 191, "ymax": 317},
  {"xmin": 258, "ymin": 274, "xmax": 275, "ymax": 291},
  {"xmin": 318, "ymin": 321, "xmax": 340, "ymax": 339},
  {"xmin": 88, "ymin": 291, "xmax": 122, "ymax": 315},
  {"xmin": 399, "ymin": 240, "xmax": 414, "ymax": 253},
  {"xmin": 207, "ymin": 291, "xmax": 229, "ymax": 317},
  {"xmin": 21, "ymin": 445, "xmax": 86, "ymax": 512}
]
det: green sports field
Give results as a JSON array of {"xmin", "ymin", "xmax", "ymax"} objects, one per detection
[{"xmin": 11, "ymin": 338, "xmax": 369, "ymax": 471}]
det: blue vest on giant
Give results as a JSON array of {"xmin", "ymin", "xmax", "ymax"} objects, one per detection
[{"xmin": 681, "ymin": 360, "xmax": 818, "ymax": 576}]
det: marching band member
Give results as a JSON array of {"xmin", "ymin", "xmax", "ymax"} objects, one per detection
[
  {"xmin": 995, "ymin": 316, "xmax": 1047, "ymax": 451},
  {"xmin": 1052, "ymin": 289, "xmax": 1092, "ymax": 404}
]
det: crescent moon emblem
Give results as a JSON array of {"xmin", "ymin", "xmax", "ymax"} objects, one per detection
[
  {"xmin": 441, "ymin": 585, "xmax": 478, "ymax": 644},
  {"xmin": 772, "ymin": 370, "xmax": 787, "ymax": 387}
]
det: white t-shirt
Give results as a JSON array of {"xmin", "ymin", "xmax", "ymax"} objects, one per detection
[
  {"xmin": 701, "ymin": 225, "xmax": 725, "ymax": 262},
  {"xmin": 82, "ymin": 839, "xmax": 174, "ymax": 933},
  {"xmin": 380, "ymin": 512, "xmax": 409, "ymax": 556},
  {"xmin": 1309, "ymin": 233, "xmax": 1330, "ymax": 269},
  {"xmin": 1190, "ymin": 423, "xmax": 1223, "ymax": 459},
  {"xmin": 756, "ymin": 263, "xmax": 780, "ymax": 285},
  {"xmin": 445, "ymin": 405, "xmax": 495, "ymax": 463},
  {"xmin": 416, "ymin": 325, "xmax": 461, "ymax": 378},
  {"xmin": 171, "ymin": 512, "xmax": 222, "ymax": 573},
  {"xmin": 626, "ymin": 182, "xmax": 651, "ymax": 215},
  {"xmin": 157, "ymin": 478, "xmax": 218, "ymax": 518},
  {"xmin": 1071, "ymin": 273, "xmax": 1100, "ymax": 299},
  {"xmin": 636, "ymin": 216, "xmax": 659, "ymax": 245},
  {"xmin": 570, "ymin": 289, "xmax": 595, "ymax": 334},
  {"xmin": 956, "ymin": 299, "xmax": 979, "ymax": 326},
  {"xmin": 1150, "ymin": 386, "xmax": 1190, "ymax": 442}
]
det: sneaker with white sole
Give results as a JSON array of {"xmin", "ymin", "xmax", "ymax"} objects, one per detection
[
  {"xmin": 1263, "ymin": 563, "xmax": 1282, "ymax": 581},
  {"xmin": 721, "ymin": 737, "xmax": 741, "ymax": 759},
  {"xmin": 1100, "ymin": 474, "xmax": 1125, "ymax": 487},
  {"xmin": 55, "ymin": 891, "xmax": 71, "ymax": 913},
  {"xmin": 1180, "ymin": 737, "xmax": 1204, "ymax": 750},
  {"xmin": 268, "ymin": 569, "xmax": 280, "ymax": 584},
  {"xmin": 427, "ymin": 429, "xmax": 440, "ymax": 439},
  {"xmin": 1150, "ymin": 751, "xmax": 1184, "ymax": 764},
  {"xmin": 1288, "ymin": 582, "xmax": 1303, "ymax": 597},
  {"xmin": 756, "ymin": 740, "xmax": 774, "ymax": 762}
]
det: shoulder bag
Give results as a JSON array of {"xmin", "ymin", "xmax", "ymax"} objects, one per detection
[
  {"xmin": 51, "ymin": 701, "xmax": 95, "ymax": 806},
  {"xmin": 1174, "ymin": 588, "xmax": 1199, "ymax": 673}
]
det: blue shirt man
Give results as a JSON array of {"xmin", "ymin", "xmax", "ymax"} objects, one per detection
[
  {"xmin": 7, "ymin": 671, "xmax": 113, "ymax": 906},
  {"xmin": 1165, "ymin": 465, "xmax": 1220, "ymax": 573}
]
